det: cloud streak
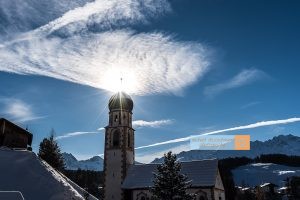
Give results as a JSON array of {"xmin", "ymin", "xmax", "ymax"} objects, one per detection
[
  {"xmin": 204, "ymin": 69, "xmax": 267, "ymax": 98},
  {"xmin": 0, "ymin": 31, "xmax": 209, "ymax": 95},
  {"xmin": 35, "ymin": 0, "xmax": 171, "ymax": 36},
  {"xmin": 0, "ymin": 98, "xmax": 44, "ymax": 122},
  {"xmin": 0, "ymin": 0, "xmax": 210, "ymax": 96},
  {"xmin": 135, "ymin": 117, "xmax": 300, "ymax": 150},
  {"xmin": 133, "ymin": 119, "xmax": 174, "ymax": 128},
  {"xmin": 56, "ymin": 131, "xmax": 99, "ymax": 140}
]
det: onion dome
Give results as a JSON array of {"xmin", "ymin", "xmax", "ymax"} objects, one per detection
[{"xmin": 108, "ymin": 92, "xmax": 133, "ymax": 112}]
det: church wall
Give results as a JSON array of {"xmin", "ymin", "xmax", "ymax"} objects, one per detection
[
  {"xmin": 104, "ymin": 149, "xmax": 123, "ymax": 200},
  {"xmin": 214, "ymin": 188, "xmax": 225, "ymax": 200},
  {"xmin": 215, "ymin": 169, "xmax": 225, "ymax": 190},
  {"xmin": 188, "ymin": 188, "xmax": 214, "ymax": 200},
  {"xmin": 130, "ymin": 188, "xmax": 215, "ymax": 200},
  {"xmin": 126, "ymin": 150, "xmax": 134, "ymax": 165}
]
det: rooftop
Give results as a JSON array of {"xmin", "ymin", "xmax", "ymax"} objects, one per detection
[{"xmin": 122, "ymin": 159, "xmax": 218, "ymax": 189}]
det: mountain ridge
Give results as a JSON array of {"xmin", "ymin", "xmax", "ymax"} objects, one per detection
[
  {"xmin": 152, "ymin": 134, "xmax": 300, "ymax": 163},
  {"xmin": 63, "ymin": 134, "xmax": 300, "ymax": 171},
  {"xmin": 62, "ymin": 153, "xmax": 103, "ymax": 171}
]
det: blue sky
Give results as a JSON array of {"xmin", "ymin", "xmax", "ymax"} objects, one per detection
[{"xmin": 0, "ymin": 0, "xmax": 300, "ymax": 162}]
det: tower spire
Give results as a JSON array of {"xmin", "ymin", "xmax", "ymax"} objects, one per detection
[
  {"xmin": 104, "ymin": 92, "xmax": 134, "ymax": 200},
  {"xmin": 120, "ymin": 77, "xmax": 123, "ymax": 91}
]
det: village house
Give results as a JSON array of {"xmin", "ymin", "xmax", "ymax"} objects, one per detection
[{"xmin": 0, "ymin": 118, "xmax": 33, "ymax": 149}]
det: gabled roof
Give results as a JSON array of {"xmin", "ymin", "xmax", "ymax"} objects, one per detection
[
  {"xmin": 122, "ymin": 159, "xmax": 218, "ymax": 189},
  {"xmin": 0, "ymin": 118, "xmax": 33, "ymax": 145}
]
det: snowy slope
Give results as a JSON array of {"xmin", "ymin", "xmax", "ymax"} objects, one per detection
[
  {"xmin": 232, "ymin": 163, "xmax": 300, "ymax": 187},
  {"xmin": 152, "ymin": 134, "xmax": 300, "ymax": 163},
  {"xmin": 62, "ymin": 153, "xmax": 103, "ymax": 171},
  {"xmin": 0, "ymin": 148, "xmax": 97, "ymax": 200}
]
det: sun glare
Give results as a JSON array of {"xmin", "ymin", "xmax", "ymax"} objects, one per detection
[{"xmin": 102, "ymin": 68, "xmax": 138, "ymax": 94}]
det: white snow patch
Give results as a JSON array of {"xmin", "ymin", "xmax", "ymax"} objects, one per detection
[
  {"xmin": 274, "ymin": 170, "xmax": 296, "ymax": 175},
  {"xmin": 233, "ymin": 163, "xmax": 300, "ymax": 187}
]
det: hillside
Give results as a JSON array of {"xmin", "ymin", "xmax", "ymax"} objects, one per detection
[
  {"xmin": 233, "ymin": 163, "xmax": 300, "ymax": 187},
  {"xmin": 0, "ymin": 148, "xmax": 97, "ymax": 200}
]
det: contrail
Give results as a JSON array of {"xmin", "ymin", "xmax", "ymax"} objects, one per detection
[
  {"xmin": 135, "ymin": 117, "xmax": 300, "ymax": 150},
  {"xmin": 56, "ymin": 131, "xmax": 98, "ymax": 140}
]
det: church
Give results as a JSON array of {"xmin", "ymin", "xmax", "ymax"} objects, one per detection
[{"xmin": 103, "ymin": 92, "xmax": 225, "ymax": 200}]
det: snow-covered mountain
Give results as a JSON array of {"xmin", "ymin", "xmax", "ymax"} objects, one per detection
[
  {"xmin": 152, "ymin": 134, "xmax": 300, "ymax": 163},
  {"xmin": 233, "ymin": 163, "xmax": 300, "ymax": 187},
  {"xmin": 63, "ymin": 134, "xmax": 300, "ymax": 171},
  {"xmin": 62, "ymin": 153, "xmax": 103, "ymax": 171},
  {"xmin": 0, "ymin": 148, "xmax": 97, "ymax": 200}
]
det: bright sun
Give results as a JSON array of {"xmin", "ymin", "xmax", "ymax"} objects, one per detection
[{"xmin": 102, "ymin": 68, "xmax": 138, "ymax": 94}]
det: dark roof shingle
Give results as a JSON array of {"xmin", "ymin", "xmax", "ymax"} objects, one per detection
[{"xmin": 122, "ymin": 159, "xmax": 218, "ymax": 189}]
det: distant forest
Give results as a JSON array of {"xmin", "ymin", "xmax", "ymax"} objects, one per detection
[
  {"xmin": 63, "ymin": 154, "xmax": 300, "ymax": 200},
  {"xmin": 64, "ymin": 169, "xmax": 104, "ymax": 199}
]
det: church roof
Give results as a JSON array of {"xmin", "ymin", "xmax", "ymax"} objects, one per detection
[
  {"xmin": 122, "ymin": 159, "xmax": 218, "ymax": 189},
  {"xmin": 108, "ymin": 92, "xmax": 133, "ymax": 112}
]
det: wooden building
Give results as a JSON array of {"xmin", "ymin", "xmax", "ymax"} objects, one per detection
[{"xmin": 0, "ymin": 118, "xmax": 33, "ymax": 149}]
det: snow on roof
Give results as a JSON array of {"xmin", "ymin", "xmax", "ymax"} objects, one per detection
[
  {"xmin": 278, "ymin": 187, "xmax": 288, "ymax": 190},
  {"xmin": 0, "ymin": 148, "xmax": 98, "ymax": 200},
  {"xmin": 122, "ymin": 159, "xmax": 218, "ymax": 189}
]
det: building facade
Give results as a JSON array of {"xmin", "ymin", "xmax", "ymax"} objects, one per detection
[
  {"xmin": 103, "ymin": 92, "xmax": 225, "ymax": 200},
  {"xmin": 0, "ymin": 118, "xmax": 32, "ymax": 149}
]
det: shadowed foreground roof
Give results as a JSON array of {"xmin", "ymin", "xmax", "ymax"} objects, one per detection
[{"xmin": 122, "ymin": 159, "xmax": 218, "ymax": 189}]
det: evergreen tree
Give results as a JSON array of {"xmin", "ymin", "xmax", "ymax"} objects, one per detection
[
  {"xmin": 150, "ymin": 151, "xmax": 194, "ymax": 200},
  {"xmin": 38, "ymin": 129, "xmax": 65, "ymax": 171}
]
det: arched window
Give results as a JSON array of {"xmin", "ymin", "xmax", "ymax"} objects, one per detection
[
  {"xmin": 137, "ymin": 192, "xmax": 147, "ymax": 200},
  {"xmin": 112, "ymin": 130, "xmax": 120, "ymax": 147},
  {"xmin": 128, "ymin": 133, "xmax": 130, "ymax": 148}
]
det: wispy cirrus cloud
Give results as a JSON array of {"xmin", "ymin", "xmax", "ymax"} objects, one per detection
[
  {"xmin": 56, "ymin": 131, "xmax": 99, "ymax": 140},
  {"xmin": 204, "ymin": 69, "xmax": 267, "ymax": 98},
  {"xmin": 135, "ymin": 117, "xmax": 300, "ymax": 150},
  {"xmin": 241, "ymin": 101, "xmax": 261, "ymax": 109},
  {"xmin": 0, "ymin": 98, "xmax": 44, "ymax": 122},
  {"xmin": 0, "ymin": 0, "xmax": 210, "ymax": 96},
  {"xmin": 35, "ymin": 0, "xmax": 171, "ymax": 36},
  {"xmin": 133, "ymin": 119, "xmax": 174, "ymax": 128}
]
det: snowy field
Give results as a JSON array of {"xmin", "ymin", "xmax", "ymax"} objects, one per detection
[{"xmin": 233, "ymin": 163, "xmax": 300, "ymax": 187}]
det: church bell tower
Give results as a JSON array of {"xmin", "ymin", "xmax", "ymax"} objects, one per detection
[{"xmin": 103, "ymin": 92, "xmax": 135, "ymax": 200}]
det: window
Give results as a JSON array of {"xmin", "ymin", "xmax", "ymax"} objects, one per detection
[
  {"xmin": 128, "ymin": 133, "xmax": 130, "ymax": 147},
  {"xmin": 137, "ymin": 192, "xmax": 147, "ymax": 200},
  {"xmin": 112, "ymin": 130, "xmax": 120, "ymax": 147}
]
